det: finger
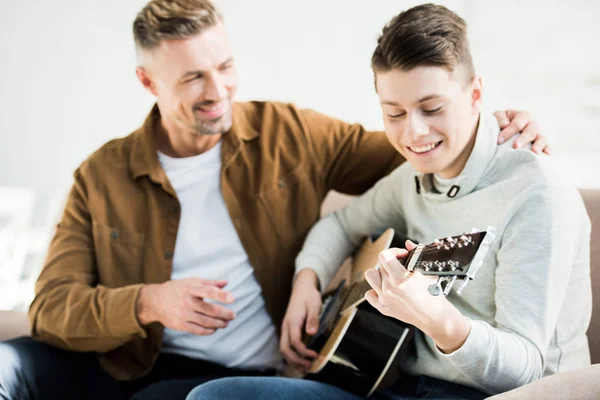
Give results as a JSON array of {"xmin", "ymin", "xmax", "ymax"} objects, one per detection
[
  {"xmin": 280, "ymin": 325, "xmax": 312, "ymax": 370},
  {"xmin": 543, "ymin": 144, "xmax": 551, "ymax": 156},
  {"xmin": 493, "ymin": 111, "xmax": 510, "ymax": 129},
  {"xmin": 186, "ymin": 310, "xmax": 229, "ymax": 329},
  {"xmin": 191, "ymin": 284, "xmax": 234, "ymax": 304},
  {"xmin": 529, "ymin": 135, "xmax": 547, "ymax": 154},
  {"xmin": 404, "ymin": 240, "xmax": 418, "ymax": 252},
  {"xmin": 183, "ymin": 322, "xmax": 216, "ymax": 336},
  {"xmin": 365, "ymin": 269, "xmax": 384, "ymax": 299},
  {"xmin": 192, "ymin": 298, "xmax": 236, "ymax": 321},
  {"xmin": 378, "ymin": 249, "xmax": 409, "ymax": 285},
  {"xmin": 498, "ymin": 110, "xmax": 530, "ymax": 144},
  {"xmin": 513, "ymin": 123, "xmax": 538, "ymax": 149},
  {"xmin": 290, "ymin": 317, "xmax": 318, "ymax": 359},
  {"xmin": 186, "ymin": 277, "xmax": 228, "ymax": 288},
  {"xmin": 305, "ymin": 300, "xmax": 321, "ymax": 336},
  {"xmin": 365, "ymin": 290, "xmax": 386, "ymax": 315}
]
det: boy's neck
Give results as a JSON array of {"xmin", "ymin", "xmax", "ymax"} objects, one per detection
[{"xmin": 437, "ymin": 113, "xmax": 481, "ymax": 179}]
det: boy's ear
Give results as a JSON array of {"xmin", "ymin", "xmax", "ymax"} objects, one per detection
[{"xmin": 471, "ymin": 76, "xmax": 483, "ymax": 114}]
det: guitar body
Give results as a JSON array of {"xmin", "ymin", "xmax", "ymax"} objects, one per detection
[
  {"xmin": 308, "ymin": 301, "xmax": 413, "ymax": 397},
  {"xmin": 305, "ymin": 229, "xmax": 411, "ymax": 397}
]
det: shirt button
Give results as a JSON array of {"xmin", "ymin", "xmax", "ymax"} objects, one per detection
[
  {"xmin": 277, "ymin": 179, "xmax": 286, "ymax": 189},
  {"xmin": 110, "ymin": 230, "xmax": 119, "ymax": 239},
  {"xmin": 164, "ymin": 250, "xmax": 173, "ymax": 260}
]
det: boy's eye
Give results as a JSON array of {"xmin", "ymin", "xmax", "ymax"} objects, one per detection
[{"xmin": 423, "ymin": 106, "xmax": 443, "ymax": 114}]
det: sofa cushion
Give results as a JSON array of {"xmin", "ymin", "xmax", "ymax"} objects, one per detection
[{"xmin": 486, "ymin": 364, "xmax": 600, "ymax": 399}]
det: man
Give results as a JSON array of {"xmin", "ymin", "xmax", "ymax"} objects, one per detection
[
  {"xmin": 0, "ymin": 1, "xmax": 547, "ymax": 399},
  {"xmin": 186, "ymin": 3, "xmax": 591, "ymax": 400}
]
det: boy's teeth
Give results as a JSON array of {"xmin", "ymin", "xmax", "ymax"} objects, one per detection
[{"xmin": 412, "ymin": 142, "xmax": 437, "ymax": 153}]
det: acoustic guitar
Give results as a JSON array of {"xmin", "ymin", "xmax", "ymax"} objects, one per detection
[{"xmin": 304, "ymin": 227, "xmax": 496, "ymax": 397}]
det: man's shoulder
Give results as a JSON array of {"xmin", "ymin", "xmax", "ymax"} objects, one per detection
[{"xmin": 77, "ymin": 130, "xmax": 139, "ymax": 179}]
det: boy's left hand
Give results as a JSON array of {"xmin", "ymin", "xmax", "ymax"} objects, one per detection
[{"xmin": 364, "ymin": 241, "xmax": 471, "ymax": 354}]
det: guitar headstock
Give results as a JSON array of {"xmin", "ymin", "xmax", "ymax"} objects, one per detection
[{"xmin": 404, "ymin": 227, "xmax": 496, "ymax": 296}]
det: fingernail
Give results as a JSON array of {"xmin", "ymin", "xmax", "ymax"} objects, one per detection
[
  {"xmin": 226, "ymin": 294, "xmax": 234, "ymax": 302},
  {"xmin": 514, "ymin": 142, "xmax": 521, "ymax": 148},
  {"xmin": 382, "ymin": 250, "xmax": 395, "ymax": 262},
  {"xmin": 498, "ymin": 136, "xmax": 505, "ymax": 144}
]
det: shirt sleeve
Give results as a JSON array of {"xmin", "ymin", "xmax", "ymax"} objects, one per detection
[
  {"xmin": 28, "ymin": 168, "xmax": 148, "ymax": 353},
  {"xmin": 295, "ymin": 169, "xmax": 406, "ymax": 289}
]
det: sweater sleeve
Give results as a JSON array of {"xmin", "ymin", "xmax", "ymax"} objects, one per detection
[
  {"xmin": 437, "ymin": 185, "xmax": 591, "ymax": 394},
  {"xmin": 295, "ymin": 168, "xmax": 406, "ymax": 290}
]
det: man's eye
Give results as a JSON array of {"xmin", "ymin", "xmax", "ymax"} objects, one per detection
[
  {"xmin": 185, "ymin": 76, "xmax": 202, "ymax": 83},
  {"xmin": 423, "ymin": 106, "xmax": 443, "ymax": 114}
]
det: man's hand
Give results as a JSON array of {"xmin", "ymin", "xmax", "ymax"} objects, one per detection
[
  {"xmin": 136, "ymin": 277, "xmax": 236, "ymax": 336},
  {"xmin": 364, "ymin": 242, "xmax": 471, "ymax": 354},
  {"xmin": 280, "ymin": 269, "xmax": 321, "ymax": 371},
  {"xmin": 494, "ymin": 110, "xmax": 550, "ymax": 155}
]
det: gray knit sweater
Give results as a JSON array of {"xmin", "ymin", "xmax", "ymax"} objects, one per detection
[{"xmin": 295, "ymin": 113, "xmax": 592, "ymax": 395}]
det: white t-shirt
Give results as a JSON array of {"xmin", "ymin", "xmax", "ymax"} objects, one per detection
[{"xmin": 158, "ymin": 140, "xmax": 281, "ymax": 370}]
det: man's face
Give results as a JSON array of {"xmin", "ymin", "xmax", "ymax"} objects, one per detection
[
  {"xmin": 139, "ymin": 22, "xmax": 237, "ymax": 136},
  {"xmin": 376, "ymin": 66, "xmax": 481, "ymax": 179}
]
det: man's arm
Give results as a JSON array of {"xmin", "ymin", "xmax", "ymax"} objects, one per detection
[
  {"xmin": 28, "ymin": 169, "xmax": 147, "ymax": 352},
  {"xmin": 28, "ymin": 169, "xmax": 236, "ymax": 353}
]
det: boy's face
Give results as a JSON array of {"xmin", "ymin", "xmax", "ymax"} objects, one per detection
[{"xmin": 376, "ymin": 66, "xmax": 482, "ymax": 179}]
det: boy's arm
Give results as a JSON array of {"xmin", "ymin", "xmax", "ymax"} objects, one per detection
[
  {"xmin": 280, "ymin": 169, "xmax": 406, "ymax": 370},
  {"xmin": 439, "ymin": 187, "xmax": 590, "ymax": 394},
  {"xmin": 367, "ymin": 185, "xmax": 590, "ymax": 395}
]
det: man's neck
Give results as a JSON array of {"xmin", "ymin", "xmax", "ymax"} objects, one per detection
[{"xmin": 156, "ymin": 119, "xmax": 222, "ymax": 158}]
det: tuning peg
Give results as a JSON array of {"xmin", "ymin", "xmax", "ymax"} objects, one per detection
[{"xmin": 448, "ymin": 260, "xmax": 459, "ymax": 271}]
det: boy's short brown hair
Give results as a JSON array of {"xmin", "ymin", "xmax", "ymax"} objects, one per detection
[{"xmin": 372, "ymin": 3, "xmax": 475, "ymax": 83}]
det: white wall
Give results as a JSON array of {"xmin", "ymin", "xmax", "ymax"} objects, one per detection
[{"xmin": 1, "ymin": 0, "xmax": 599, "ymax": 221}]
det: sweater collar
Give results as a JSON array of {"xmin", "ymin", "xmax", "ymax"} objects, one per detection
[{"xmin": 415, "ymin": 112, "xmax": 499, "ymax": 202}]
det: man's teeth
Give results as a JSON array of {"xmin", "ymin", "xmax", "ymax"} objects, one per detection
[
  {"xmin": 201, "ymin": 104, "xmax": 222, "ymax": 111},
  {"xmin": 411, "ymin": 142, "xmax": 439, "ymax": 154}
]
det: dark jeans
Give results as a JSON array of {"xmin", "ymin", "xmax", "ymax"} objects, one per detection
[{"xmin": 0, "ymin": 337, "xmax": 274, "ymax": 400}]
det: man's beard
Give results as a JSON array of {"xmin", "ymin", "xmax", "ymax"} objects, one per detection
[{"xmin": 192, "ymin": 103, "xmax": 233, "ymax": 136}]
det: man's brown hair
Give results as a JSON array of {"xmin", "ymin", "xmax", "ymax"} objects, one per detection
[
  {"xmin": 371, "ymin": 3, "xmax": 475, "ymax": 83},
  {"xmin": 133, "ymin": 0, "xmax": 222, "ymax": 53}
]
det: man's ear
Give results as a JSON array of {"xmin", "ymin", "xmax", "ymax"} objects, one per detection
[
  {"xmin": 470, "ymin": 76, "xmax": 483, "ymax": 114},
  {"xmin": 136, "ymin": 67, "xmax": 158, "ymax": 96}
]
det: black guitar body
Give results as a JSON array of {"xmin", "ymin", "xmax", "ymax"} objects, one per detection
[{"xmin": 307, "ymin": 299, "xmax": 413, "ymax": 397}]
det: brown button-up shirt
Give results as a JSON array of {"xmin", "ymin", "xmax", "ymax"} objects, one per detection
[{"xmin": 28, "ymin": 101, "xmax": 404, "ymax": 380}]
